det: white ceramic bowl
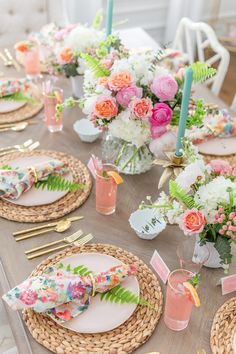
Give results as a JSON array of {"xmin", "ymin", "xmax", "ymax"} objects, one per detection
[
  {"xmin": 73, "ymin": 119, "xmax": 101, "ymax": 143},
  {"xmin": 129, "ymin": 208, "xmax": 166, "ymax": 240}
]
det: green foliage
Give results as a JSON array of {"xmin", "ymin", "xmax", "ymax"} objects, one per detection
[
  {"xmin": 188, "ymin": 273, "xmax": 200, "ymax": 287},
  {"xmin": 169, "ymin": 180, "xmax": 197, "ymax": 208},
  {"xmin": 191, "ymin": 62, "xmax": 217, "ymax": 84},
  {"xmin": 1, "ymin": 91, "xmax": 35, "ymax": 103},
  {"xmin": 100, "ymin": 284, "xmax": 154, "ymax": 308},
  {"xmin": 171, "ymin": 99, "xmax": 205, "ymax": 129},
  {"xmin": 215, "ymin": 236, "xmax": 232, "ymax": 265},
  {"xmin": 35, "ymin": 174, "xmax": 84, "ymax": 192},
  {"xmin": 81, "ymin": 53, "xmax": 110, "ymax": 78},
  {"xmin": 55, "ymin": 262, "xmax": 92, "ymax": 276},
  {"xmin": 92, "ymin": 9, "xmax": 103, "ymax": 30},
  {"xmin": 1, "ymin": 164, "xmax": 12, "ymax": 170},
  {"xmin": 62, "ymin": 63, "xmax": 78, "ymax": 78}
]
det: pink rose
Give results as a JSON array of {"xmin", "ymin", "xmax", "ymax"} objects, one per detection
[
  {"xmin": 116, "ymin": 86, "xmax": 143, "ymax": 107},
  {"xmin": 179, "ymin": 209, "xmax": 206, "ymax": 236},
  {"xmin": 151, "ymin": 74, "xmax": 178, "ymax": 101},
  {"xmin": 19, "ymin": 289, "xmax": 38, "ymax": 305},
  {"xmin": 210, "ymin": 159, "xmax": 232, "ymax": 175},
  {"xmin": 130, "ymin": 97, "xmax": 153, "ymax": 119},
  {"xmin": 150, "ymin": 103, "xmax": 172, "ymax": 138}
]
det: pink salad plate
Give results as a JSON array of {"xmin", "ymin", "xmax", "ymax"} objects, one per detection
[
  {"xmin": 0, "ymin": 99, "xmax": 27, "ymax": 113},
  {"xmin": 1, "ymin": 155, "xmax": 73, "ymax": 206},
  {"xmin": 197, "ymin": 137, "xmax": 236, "ymax": 156},
  {"xmin": 53, "ymin": 253, "xmax": 140, "ymax": 333}
]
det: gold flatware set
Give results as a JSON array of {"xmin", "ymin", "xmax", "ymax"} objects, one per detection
[
  {"xmin": 0, "ymin": 49, "xmax": 20, "ymax": 71},
  {"xmin": 0, "ymin": 139, "xmax": 39, "ymax": 156},
  {"xmin": 0, "ymin": 122, "xmax": 28, "ymax": 132},
  {"xmin": 12, "ymin": 216, "xmax": 93, "ymax": 260}
]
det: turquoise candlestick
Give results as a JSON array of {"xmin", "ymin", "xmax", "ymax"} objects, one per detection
[
  {"xmin": 175, "ymin": 67, "xmax": 193, "ymax": 156},
  {"xmin": 106, "ymin": 0, "xmax": 113, "ymax": 37}
]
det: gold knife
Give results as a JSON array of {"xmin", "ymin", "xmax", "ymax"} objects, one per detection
[{"xmin": 12, "ymin": 216, "xmax": 84, "ymax": 236}]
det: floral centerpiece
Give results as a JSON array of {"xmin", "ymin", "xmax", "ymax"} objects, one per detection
[
  {"xmin": 140, "ymin": 140, "xmax": 236, "ymax": 269},
  {"xmin": 73, "ymin": 51, "xmax": 215, "ymax": 174}
]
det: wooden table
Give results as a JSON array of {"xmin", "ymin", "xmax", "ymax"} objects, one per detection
[{"xmin": 0, "ymin": 68, "xmax": 235, "ymax": 354}]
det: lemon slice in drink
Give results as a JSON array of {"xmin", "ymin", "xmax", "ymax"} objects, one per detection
[
  {"xmin": 107, "ymin": 171, "xmax": 124, "ymax": 184},
  {"xmin": 183, "ymin": 282, "xmax": 201, "ymax": 307}
]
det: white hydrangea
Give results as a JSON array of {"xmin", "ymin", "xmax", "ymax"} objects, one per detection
[
  {"xmin": 175, "ymin": 159, "xmax": 211, "ymax": 192},
  {"xmin": 154, "ymin": 192, "xmax": 184, "ymax": 224},
  {"xmin": 166, "ymin": 200, "xmax": 184, "ymax": 224},
  {"xmin": 65, "ymin": 26, "xmax": 104, "ymax": 52},
  {"xmin": 109, "ymin": 110, "xmax": 150, "ymax": 147},
  {"xmin": 194, "ymin": 176, "xmax": 236, "ymax": 213},
  {"xmin": 82, "ymin": 95, "xmax": 98, "ymax": 115}
]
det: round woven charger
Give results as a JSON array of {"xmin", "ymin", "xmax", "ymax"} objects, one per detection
[
  {"xmin": 203, "ymin": 154, "xmax": 236, "ymax": 166},
  {"xmin": 23, "ymin": 243, "xmax": 163, "ymax": 354},
  {"xmin": 0, "ymin": 97, "xmax": 43, "ymax": 124},
  {"xmin": 0, "ymin": 150, "xmax": 92, "ymax": 223},
  {"xmin": 210, "ymin": 297, "xmax": 236, "ymax": 354}
]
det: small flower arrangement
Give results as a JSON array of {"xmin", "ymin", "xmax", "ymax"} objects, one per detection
[{"xmin": 140, "ymin": 139, "xmax": 236, "ymax": 266}]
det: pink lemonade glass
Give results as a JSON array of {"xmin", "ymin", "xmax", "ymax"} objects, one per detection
[
  {"xmin": 96, "ymin": 164, "xmax": 118, "ymax": 215},
  {"xmin": 164, "ymin": 269, "xmax": 194, "ymax": 331},
  {"xmin": 24, "ymin": 45, "xmax": 40, "ymax": 79},
  {"xmin": 43, "ymin": 87, "xmax": 63, "ymax": 133}
]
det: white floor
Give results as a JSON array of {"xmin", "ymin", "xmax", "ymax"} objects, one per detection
[{"xmin": 0, "ymin": 301, "xmax": 18, "ymax": 354}]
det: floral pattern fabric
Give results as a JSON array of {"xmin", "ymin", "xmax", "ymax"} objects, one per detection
[
  {"xmin": 0, "ymin": 78, "xmax": 30, "ymax": 98},
  {"xmin": 0, "ymin": 159, "xmax": 69, "ymax": 200},
  {"xmin": 2, "ymin": 264, "xmax": 136, "ymax": 323}
]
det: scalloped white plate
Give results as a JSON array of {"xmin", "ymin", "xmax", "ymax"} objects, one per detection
[{"xmin": 0, "ymin": 99, "xmax": 26, "ymax": 113}]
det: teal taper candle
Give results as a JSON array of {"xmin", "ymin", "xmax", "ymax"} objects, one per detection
[
  {"xmin": 175, "ymin": 67, "xmax": 193, "ymax": 156},
  {"xmin": 106, "ymin": 0, "xmax": 114, "ymax": 37}
]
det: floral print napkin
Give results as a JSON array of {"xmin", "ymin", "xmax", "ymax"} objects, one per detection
[
  {"xmin": 0, "ymin": 78, "xmax": 30, "ymax": 98},
  {"xmin": 0, "ymin": 159, "xmax": 69, "ymax": 199},
  {"xmin": 2, "ymin": 264, "xmax": 136, "ymax": 322}
]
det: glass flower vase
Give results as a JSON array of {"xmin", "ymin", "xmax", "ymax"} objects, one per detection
[{"xmin": 102, "ymin": 133, "xmax": 154, "ymax": 175}]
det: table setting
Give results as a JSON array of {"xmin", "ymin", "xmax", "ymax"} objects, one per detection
[{"xmin": 0, "ymin": 2, "xmax": 236, "ymax": 354}]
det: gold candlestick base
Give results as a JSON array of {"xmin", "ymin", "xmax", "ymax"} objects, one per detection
[{"xmin": 153, "ymin": 152, "xmax": 186, "ymax": 189}]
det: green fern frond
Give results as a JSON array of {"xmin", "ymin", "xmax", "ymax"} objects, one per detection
[
  {"xmin": 100, "ymin": 284, "xmax": 155, "ymax": 309},
  {"xmin": 169, "ymin": 180, "xmax": 197, "ymax": 208},
  {"xmin": 35, "ymin": 174, "xmax": 84, "ymax": 192},
  {"xmin": 1, "ymin": 91, "xmax": 35, "ymax": 103},
  {"xmin": 190, "ymin": 62, "xmax": 217, "ymax": 84},
  {"xmin": 92, "ymin": 9, "xmax": 103, "ymax": 30},
  {"xmin": 55, "ymin": 263, "xmax": 92, "ymax": 276},
  {"xmin": 81, "ymin": 53, "xmax": 110, "ymax": 78}
]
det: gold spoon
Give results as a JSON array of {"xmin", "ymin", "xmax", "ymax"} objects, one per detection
[
  {"xmin": 15, "ymin": 219, "xmax": 72, "ymax": 241},
  {"xmin": 0, "ymin": 122, "xmax": 28, "ymax": 132}
]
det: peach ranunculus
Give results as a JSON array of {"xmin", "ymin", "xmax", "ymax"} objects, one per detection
[
  {"xmin": 179, "ymin": 209, "xmax": 206, "ymax": 236},
  {"xmin": 59, "ymin": 48, "xmax": 74, "ymax": 64},
  {"xmin": 97, "ymin": 77, "xmax": 109, "ymax": 89},
  {"xmin": 108, "ymin": 71, "xmax": 134, "ymax": 91},
  {"xmin": 131, "ymin": 98, "xmax": 153, "ymax": 119},
  {"xmin": 94, "ymin": 96, "xmax": 118, "ymax": 120},
  {"xmin": 15, "ymin": 41, "xmax": 30, "ymax": 53}
]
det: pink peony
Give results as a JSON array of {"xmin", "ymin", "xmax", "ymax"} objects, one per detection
[
  {"xmin": 130, "ymin": 97, "xmax": 153, "ymax": 119},
  {"xmin": 151, "ymin": 74, "xmax": 178, "ymax": 101},
  {"xmin": 179, "ymin": 209, "xmax": 206, "ymax": 236},
  {"xmin": 116, "ymin": 86, "xmax": 143, "ymax": 107},
  {"xmin": 210, "ymin": 159, "xmax": 232, "ymax": 175},
  {"xmin": 19, "ymin": 289, "xmax": 38, "ymax": 305}
]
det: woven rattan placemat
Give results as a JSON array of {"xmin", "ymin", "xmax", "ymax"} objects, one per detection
[
  {"xmin": 0, "ymin": 150, "xmax": 92, "ymax": 223},
  {"xmin": 211, "ymin": 297, "xmax": 236, "ymax": 354},
  {"xmin": 0, "ymin": 98, "xmax": 43, "ymax": 124},
  {"xmin": 203, "ymin": 154, "xmax": 236, "ymax": 166},
  {"xmin": 23, "ymin": 243, "xmax": 163, "ymax": 354}
]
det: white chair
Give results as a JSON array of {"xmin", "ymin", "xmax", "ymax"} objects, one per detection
[
  {"xmin": 231, "ymin": 94, "xmax": 236, "ymax": 112},
  {"xmin": 173, "ymin": 17, "xmax": 230, "ymax": 96}
]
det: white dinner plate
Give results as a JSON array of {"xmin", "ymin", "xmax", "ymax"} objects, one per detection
[
  {"xmin": 197, "ymin": 137, "xmax": 236, "ymax": 156},
  {"xmin": 0, "ymin": 99, "xmax": 27, "ymax": 113},
  {"xmin": 55, "ymin": 253, "xmax": 139, "ymax": 333},
  {"xmin": 1, "ymin": 155, "xmax": 73, "ymax": 206}
]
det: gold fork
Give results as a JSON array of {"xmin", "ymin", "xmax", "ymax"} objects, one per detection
[
  {"xmin": 4, "ymin": 48, "xmax": 20, "ymax": 72},
  {"xmin": 27, "ymin": 233, "xmax": 93, "ymax": 260},
  {"xmin": 0, "ymin": 139, "xmax": 33, "ymax": 153},
  {"xmin": 25, "ymin": 229, "xmax": 84, "ymax": 254},
  {"xmin": 0, "ymin": 141, "xmax": 40, "ymax": 156}
]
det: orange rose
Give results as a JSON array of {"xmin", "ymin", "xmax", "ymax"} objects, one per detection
[
  {"xmin": 108, "ymin": 71, "xmax": 134, "ymax": 91},
  {"xmin": 15, "ymin": 41, "xmax": 29, "ymax": 53},
  {"xmin": 180, "ymin": 209, "xmax": 206, "ymax": 236},
  {"xmin": 59, "ymin": 48, "xmax": 73, "ymax": 63},
  {"xmin": 94, "ymin": 96, "xmax": 118, "ymax": 120}
]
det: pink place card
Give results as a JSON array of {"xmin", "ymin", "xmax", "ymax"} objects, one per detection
[
  {"xmin": 150, "ymin": 250, "xmax": 171, "ymax": 284},
  {"xmin": 221, "ymin": 274, "xmax": 236, "ymax": 295},
  {"xmin": 87, "ymin": 157, "xmax": 96, "ymax": 179}
]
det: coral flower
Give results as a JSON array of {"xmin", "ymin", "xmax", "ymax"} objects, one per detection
[
  {"xmin": 108, "ymin": 71, "xmax": 134, "ymax": 91},
  {"xmin": 59, "ymin": 47, "xmax": 74, "ymax": 64},
  {"xmin": 179, "ymin": 209, "xmax": 206, "ymax": 236},
  {"xmin": 15, "ymin": 41, "xmax": 29, "ymax": 53},
  {"xmin": 94, "ymin": 96, "xmax": 118, "ymax": 119}
]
